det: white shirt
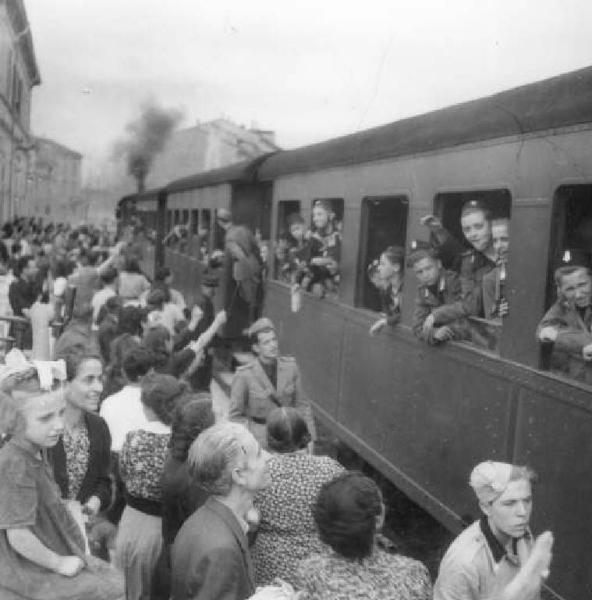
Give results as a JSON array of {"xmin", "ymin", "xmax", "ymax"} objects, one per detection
[
  {"xmin": 91, "ymin": 286, "xmax": 116, "ymax": 330},
  {"xmin": 99, "ymin": 385, "xmax": 148, "ymax": 452}
]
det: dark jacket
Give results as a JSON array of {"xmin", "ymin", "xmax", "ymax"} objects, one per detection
[
  {"xmin": 48, "ymin": 411, "xmax": 112, "ymax": 510},
  {"xmin": 171, "ymin": 497, "xmax": 255, "ymax": 600},
  {"xmin": 536, "ymin": 299, "xmax": 592, "ymax": 379},
  {"xmin": 412, "ymin": 270, "xmax": 470, "ymax": 344}
]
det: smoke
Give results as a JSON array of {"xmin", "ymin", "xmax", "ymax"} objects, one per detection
[{"xmin": 115, "ymin": 101, "xmax": 183, "ymax": 191}]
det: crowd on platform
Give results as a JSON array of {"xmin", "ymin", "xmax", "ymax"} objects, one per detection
[{"xmin": 0, "ymin": 215, "xmax": 554, "ymax": 600}]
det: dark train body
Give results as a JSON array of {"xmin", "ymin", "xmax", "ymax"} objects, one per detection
[{"xmin": 122, "ymin": 66, "xmax": 592, "ymax": 600}]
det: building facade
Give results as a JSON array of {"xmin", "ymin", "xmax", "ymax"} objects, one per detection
[
  {"xmin": 0, "ymin": 0, "xmax": 40, "ymax": 221},
  {"xmin": 28, "ymin": 137, "xmax": 83, "ymax": 222},
  {"xmin": 145, "ymin": 118, "xmax": 279, "ymax": 188}
]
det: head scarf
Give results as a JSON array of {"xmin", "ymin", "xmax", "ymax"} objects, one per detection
[{"xmin": 469, "ymin": 460, "xmax": 513, "ymax": 504}]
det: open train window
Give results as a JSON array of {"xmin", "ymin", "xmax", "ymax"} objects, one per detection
[
  {"xmin": 539, "ymin": 186, "xmax": 592, "ymax": 381},
  {"xmin": 199, "ymin": 209, "xmax": 212, "ymax": 262},
  {"xmin": 166, "ymin": 210, "xmax": 172, "ymax": 232},
  {"xmin": 308, "ymin": 198, "xmax": 344, "ymax": 297},
  {"xmin": 431, "ymin": 189, "xmax": 512, "ymax": 352},
  {"xmin": 213, "ymin": 209, "xmax": 226, "ymax": 251},
  {"xmin": 174, "ymin": 210, "xmax": 180, "ymax": 225},
  {"xmin": 274, "ymin": 200, "xmax": 301, "ymax": 282},
  {"xmin": 356, "ymin": 196, "xmax": 409, "ymax": 312}
]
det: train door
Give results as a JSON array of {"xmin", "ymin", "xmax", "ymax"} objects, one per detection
[{"xmin": 356, "ymin": 196, "xmax": 409, "ymax": 311}]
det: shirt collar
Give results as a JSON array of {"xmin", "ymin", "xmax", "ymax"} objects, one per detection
[
  {"xmin": 480, "ymin": 515, "xmax": 509, "ymax": 563},
  {"xmin": 479, "ymin": 515, "xmax": 531, "ymax": 565}
]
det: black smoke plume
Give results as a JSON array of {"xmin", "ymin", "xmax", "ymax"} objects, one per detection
[{"xmin": 115, "ymin": 101, "xmax": 183, "ymax": 191}]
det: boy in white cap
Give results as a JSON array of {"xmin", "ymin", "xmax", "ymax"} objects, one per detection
[{"xmin": 434, "ymin": 461, "xmax": 552, "ymax": 600}]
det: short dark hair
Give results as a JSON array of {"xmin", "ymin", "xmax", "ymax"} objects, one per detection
[
  {"xmin": 407, "ymin": 247, "xmax": 439, "ymax": 269},
  {"xmin": 314, "ymin": 471, "xmax": 382, "ymax": 560},
  {"xmin": 122, "ymin": 346, "xmax": 154, "ymax": 382},
  {"xmin": 154, "ymin": 266, "xmax": 171, "ymax": 282},
  {"xmin": 555, "ymin": 265, "xmax": 590, "ymax": 287},
  {"xmin": 140, "ymin": 373, "xmax": 188, "ymax": 425},
  {"xmin": 460, "ymin": 200, "xmax": 491, "ymax": 221},
  {"xmin": 381, "ymin": 246, "xmax": 405, "ymax": 269},
  {"xmin": 100, "ymin": 266, "xmax": 118, "ymax": 285},
  {"xmin": 124, "ymin": 257, "xmax": 141, "ymax": 273},
  {"xmin": 142, "ymin": 325, "xmax": 171, "ymax": 369},
  {"xmin": 16, "ymin": 255, "xmax": 34, "ymax": 277},
  {"xmin": 266, "ymin": 407, "xmax": 311, "ymax": 453},
  {"xmin": 117, "ymin": 306, "xmax": 145, "ymax": 336},
  {"xmin": 57, "ymin": 346, "xmax": 103, "ymax": 381},
  {"xmin": 169, "ymin": 396, "xmax": 215, "ymax": 461}
]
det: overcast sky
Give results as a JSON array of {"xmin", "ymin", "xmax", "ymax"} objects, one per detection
[{"xmin": 26, "ymin": 0, "xmax": 592, "ymax": 179}]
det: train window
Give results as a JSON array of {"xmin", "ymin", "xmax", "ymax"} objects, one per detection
[
  {"xmin": 356, "ymin": 196, "xmax": 408, "ymax": 312},
  {"xmin": 213, "ymin": 209, "xmax": 226, "ymax": 251},
  {"xmin": 539, "ymin": 185, "xmax": 592, "ymax": 382},
  {"xmin": 308, "ymin": 198, "xmax": 344, "ymax": 297},
  {"xmin": 174, "ymin": 210, "xmax": 180, "ymax": 225},
  {"xmin": 182, "ymin": 209, "xmax": 189, "ymax": 227},
  {"xmin": 166, "ymin": 210, "xmax": 172, "ymax": 232},
  {"xmin": 274, "ymin": 200, "xmax": 301, "ymax": 282},
  {"xmin": 191, "ymin": 209, "xmax": 199, "ymax": 234},
  {"xmin": 430, "ymin": 189, "xmax": 512, "ymax": 352},
  {"xmin": 200, "ymin": 209, "xmax": 212, "ymax": 262}
]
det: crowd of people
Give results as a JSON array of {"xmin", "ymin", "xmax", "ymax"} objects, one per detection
[{"xmin": 0, "ymin": 214, "xmax": 555, "ymax": 600}]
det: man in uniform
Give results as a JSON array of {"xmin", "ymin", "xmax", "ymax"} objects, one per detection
[
  {"xmin": 434, "ymin": 461, "xmax": 551, "ymax": 600},
  {"xmin": 229, "ymin": 317, "xmax": 315, "ymax": 448},
  {"xmin": 537, "ymin": 265, "xmax": 592, "ymax": 379}
]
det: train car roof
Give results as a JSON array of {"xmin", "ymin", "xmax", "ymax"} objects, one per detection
[
  {"xmin": 119, "ymin": 187, "xmax": 164, "ymax": 205},
  {"xmin": 259, "ymin": 65, "xmax": 592, "ymax": 179},
  {"xmin": 166, "ymin": 155, "xmax": 272, "ymax": 194}
]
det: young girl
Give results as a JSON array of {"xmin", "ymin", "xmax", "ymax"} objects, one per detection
[{"xmin": 0, "ymin": 364, "xmax": 123, "ymax": 600}]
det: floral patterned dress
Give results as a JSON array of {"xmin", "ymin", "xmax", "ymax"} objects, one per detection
[
  {"xmin": 294, "ymin": 547, "xmax": 432, "ymax": 600},
  {"xmin": 252, "ymin": 452, "xmax": 344, "ymax": 586}
]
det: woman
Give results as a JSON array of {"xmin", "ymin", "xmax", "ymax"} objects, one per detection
[
  {"xmin": 294, "ymin": 471, "xmax": 432, "ymax": 600},
  {"xmin": 0, "ymin": 361, "xmax": 124, "ymax": 600},
  {"xmin": 48, "ymin": 351, "xmax": 112, "ymax": 526},
  {"xmin": 103, "ymin": 305, "xmax": 144, "ymax": 397},
  {"xmin": 252, "ymin": 407, "xmax": 344, "ymax": 587},
  {"xmin": 152, "ymin": 395, "xmax": 215, "ymax": 600},
  {"xmin": 369, "ymin": 245, "xmax": 405, "ymax": 335},
  {"xmin": 118, "ymin": 257, "xmax": 151, "ymax": 306},
  {"xmin": 115, "ymin": 373, "xmax": 188, "ymax": 600},
  {"xmin": 308, "ymin": 200, "xmax": 341, "ymax": 296},
  {"xmin": 142, "ymin": 309, "xmax": 226, "ymax": 383}
]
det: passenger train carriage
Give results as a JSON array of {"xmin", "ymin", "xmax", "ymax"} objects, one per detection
[{"xmin": 123, "ymin": 65, "xmax": 592, "ymax": 600}]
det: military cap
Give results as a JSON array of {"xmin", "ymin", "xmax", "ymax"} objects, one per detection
[
  {"xmin": 247, "ymin": 317, "xmax": 276, "ymax": 338},
  {"xmin": 216, "ymin": 208, "xmax": 232, "ymax": 223}
]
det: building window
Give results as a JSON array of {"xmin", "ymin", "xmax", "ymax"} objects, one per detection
[
  {"xmin": 357, "ymin": 196, "xmax": 408, "ymax": 312},
  {"xmin": 537, "ymin": 185, "xmax": 592, "ymax": 382},
  {"xmin": 429, "ymin": 189, "xmax": 512, "ymax": 352}
]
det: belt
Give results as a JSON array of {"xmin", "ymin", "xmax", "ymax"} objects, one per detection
[{"xmin": 251, "ymin": 416, "xmax": 267, "ymax": 425}]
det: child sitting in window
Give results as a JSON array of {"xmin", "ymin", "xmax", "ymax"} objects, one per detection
[
  {"xmin": 408, "ymin": 243, "xmax": 470, "ymax": 345},
  {"xmin": 369, "ymin": 246, "xmax": 404, "ymax": 335}
]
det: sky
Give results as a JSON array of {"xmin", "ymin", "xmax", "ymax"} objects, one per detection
[{"xmin": 25, "ymin": 0, "xmax": 592, "ymax": 182}]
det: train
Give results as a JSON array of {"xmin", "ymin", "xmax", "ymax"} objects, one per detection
[{"xmin": 118, "ymin": 65, "xmax": 592, "ymax": 600}]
